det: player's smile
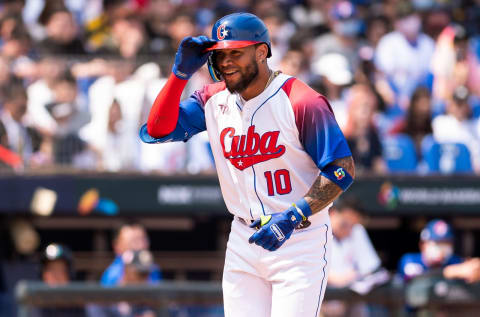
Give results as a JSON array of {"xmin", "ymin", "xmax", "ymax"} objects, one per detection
[{"xmin": 222, "ymin": 70, "xmax": 239, "ymax": 79}]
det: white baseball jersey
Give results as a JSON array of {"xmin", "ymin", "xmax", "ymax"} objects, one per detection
[
  {"xmin": 141, "ymin": 73, "xmax": 351, "ymax": 317},
  {"xmin": 143, "ymin": 73, "xmax": 351, "ymax": 220}
]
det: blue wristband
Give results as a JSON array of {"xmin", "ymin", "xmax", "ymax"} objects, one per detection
[
  {"xmin": 292, "ymin": 198, "xmax": 312, "ymax": 220},
  {"xmin": 320, "ymin": 164, "xmax": 353, "ymax": 191}
]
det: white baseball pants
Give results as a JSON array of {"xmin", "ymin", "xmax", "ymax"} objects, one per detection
[{"xmin": 222, "ymin": 212, "xmax": 332, "ymax": 317}]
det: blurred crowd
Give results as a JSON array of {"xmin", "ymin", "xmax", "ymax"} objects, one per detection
[{"xmin": 0, "ymin": 0, "xmax": 479, "ymax": 175}]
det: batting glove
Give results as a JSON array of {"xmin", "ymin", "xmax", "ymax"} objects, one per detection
[
  {"xmin": 248, "ymin": 206, "xmax": 305, "ymax": 252},
  {"xmin": 172, "ymin": 36, "xmax": 216, "ymax": 80}
]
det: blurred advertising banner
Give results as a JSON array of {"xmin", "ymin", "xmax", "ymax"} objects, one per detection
[{"xmin": 0, "ymin": 174, "xmax": 479, "ymax": 216}]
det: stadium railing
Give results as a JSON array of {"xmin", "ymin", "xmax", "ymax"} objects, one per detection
[{"xmin": 15, "ymin": 276, "xmax": 480, "ymax": 317}]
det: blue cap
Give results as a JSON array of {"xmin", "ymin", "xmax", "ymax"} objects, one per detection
[{"xmin": 420, "ymin": 219, "xmax": 454, "ymax": 241}]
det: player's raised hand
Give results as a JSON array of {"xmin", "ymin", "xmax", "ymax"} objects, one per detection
[
  {"xmin": 248, "ymin": 206, "xmax": 304, "ymax": 251},
  {"xmin": 172, "ymin": 36, "xmax": 217, "ymax": 80}
]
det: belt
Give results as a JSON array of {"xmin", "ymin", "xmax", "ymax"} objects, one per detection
[{"xmin": 236, "ymin": 216, "xmax": 311, "ymax": 230}]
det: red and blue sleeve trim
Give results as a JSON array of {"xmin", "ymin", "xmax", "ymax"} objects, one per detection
[{"xmin": 282, "ymin": 78, "xmax": 351, "ymax": 170}]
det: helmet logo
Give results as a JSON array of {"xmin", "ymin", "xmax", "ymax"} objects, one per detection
[{"xmin": 217, "ymin": 23, "xmax": 228, "ymax": 40}]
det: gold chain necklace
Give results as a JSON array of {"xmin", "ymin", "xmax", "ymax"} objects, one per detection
[{"xmin": 265, "ymin": 70, "xmax": 281, "ymax": 89}]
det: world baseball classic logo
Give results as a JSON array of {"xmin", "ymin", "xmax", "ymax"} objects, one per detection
[
  {"xmin": 334, "ymin": 167, "xmax": 345, "ymax": 180},
  {"xmin": 220, "ymin": 126, "xmax": 286, "ymax": 170}
]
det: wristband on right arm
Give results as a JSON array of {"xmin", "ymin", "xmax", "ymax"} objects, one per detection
[{"xmin": 292, "ymin": 198, "xmax": 313, "ymax": 220}]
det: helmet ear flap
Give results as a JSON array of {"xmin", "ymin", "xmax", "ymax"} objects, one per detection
[{"xmin": 208, "ymin": 52, "xmax": 222, "ymax": 82}]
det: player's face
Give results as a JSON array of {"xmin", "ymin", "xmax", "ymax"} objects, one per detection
[
  {"xmin": 420, "ymin": 240, "xmax": 453, "ymax": 266},
  {"xmin": 214, "ymin": 46, "xmax": 259, "ymax": 93}
]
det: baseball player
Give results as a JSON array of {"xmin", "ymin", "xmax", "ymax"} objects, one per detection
[{"xmin": 140, "ymin": 13, "xmax": 355, "ymax": 317}]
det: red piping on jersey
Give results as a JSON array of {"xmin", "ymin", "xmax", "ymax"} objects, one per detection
[
  {"xmin": 281, "ymin": 77, "xmax": 334, "ymax": 114},
  {"xmin": 146, "ymin": 73, "xmax": 188, "ymax": 138}
]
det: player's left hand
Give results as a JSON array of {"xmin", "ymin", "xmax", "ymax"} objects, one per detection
[{"xmin": 248, "ymin": 207, "xmax": 303, "ymax": 251}]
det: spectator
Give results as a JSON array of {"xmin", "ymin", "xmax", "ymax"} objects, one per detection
[
  {"xmin": 0, "ymin": 120, "xmax": 21, "ymax": 170},
  {"xmin": 258, "ymin": 8, "xmax": 296, "ymax": 69},
  {"xmin": 104, "ymin": 16, "xmax": 150, "ymax": 59},
  {"xmin": 80, "ymin": 57, "xmax": 142, "ymax": 171},
  {"xmin": 44, "ymin": 72, "xmax": 93, "ymax": 167},
  {"xmin": 278, "ymin": 49, "xmax": 309, "ymax": 83},
  {"xmin": 431, "ymin": 24, "xmax": 479, "ymax": 105},
  {"xmin": 103, "ymin": 99, "xmax": 127, "ymax": 170},
  {"xmin": 101, "ymin": 223, "xmax": 161, "ymax": 286},
  {"xmin": 289, "ymin": 0, "xmax": 329, "ymax": 33},
  {"xmin": 389, "ymin": 86, "xmax": 433, "ymax": 156},
  {"xmin": 0, "ymin": 56, "xmax": 14, "ymax": 103},
  {"xmin": 342, "ymin": 84, "xmax": 386, "ymax": 175},
  {"xmin": 0, "ymin": 81, "xmax": 44, "ymax": 167},
  {"xmin": 356, "ymin": 14, "xmax": 390, "ymax": 84},
  {"xmin": 84, "ymin": 0, "xmax": 134, "ymax": 53},
  {"xmin": 431, "ymin": 85, "xmax": 480, "ymax": 171},
  {"xmin": 421, "ymin": 5, "xmax": 451, "ymax": 41},
  {"xmin": 311, "ymin": 52, "xmax": 353, "ymax": 129},
  {"xmin": 90, "ymin": 250, "xmax": 157, "ymax": 317},
  {"xmin": 374, "ymin": 0, "xmax": 435, "ymax": 112},
  {"xmin": 36, "ymin": 6, "xmax": 86, "ymax": 56},
  {"xmin": 323, "ymin": 198, "xmax": 387, "ymax": 317},
  {"xmin": 26, "ymin": 56, "xmax": 67, "ymax": 135},
  {"xmin": 143, "ymin": 0, "xmax": 177, "ymax": 56},
  {"xmin": 0, "ymin": 121, "xmax": 8, "ymax": 149},
  {"xmin": 167, "ymin": 11, "xmax": 198, "ymax": 57},
  {"xmin": 398, "ymin": 219, "xmax": 480, "ymax": 283},
  {"xmin": 0, "ymin": 14, "xmax": 33, "ymax": 65},
  {"xmin": 328, "ymin": 198, "xmax": 382, "ymax": 288},
  {"xmin": 312, "ymin": 1, "xmax": 364, "ymax": 74},
  {"xmin": 40, "ymin": 243, "xmax": 73, "ymax": 286},
  {"xmin": 31, "ymin": 243, "xmax": 86, "ymax": 317}
]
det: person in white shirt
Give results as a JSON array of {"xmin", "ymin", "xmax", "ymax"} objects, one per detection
[
  {"xmin": 432, "ymin": 85, "xmax": 480, "ymax": 171},
  {"xmin": 374, "ymin": 1, "xmax": 435, "ymax": 111},
  {"xmin": 328, "ymin": 198, "xmax": 381, "ymax": 287},
  {"xmin": 0, "ymin": 82, "xmax": 36, "ymax": 165},
  {"xmin": 322, "ymin": 197, "xmax": 383, "ymax": 317}
]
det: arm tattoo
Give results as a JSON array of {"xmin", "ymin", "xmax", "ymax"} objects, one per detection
[{"xmin": 305, "ymin": 156, "xmax": 355, "ymax": 214}]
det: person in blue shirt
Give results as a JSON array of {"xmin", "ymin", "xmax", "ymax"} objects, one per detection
[
  {"xmin": 398, "ymin": 219, "xmax": 480, "ymax": 283},
  {"xmin": 101, "ymin": 223, "xmax": 161, "ymax": 286}
]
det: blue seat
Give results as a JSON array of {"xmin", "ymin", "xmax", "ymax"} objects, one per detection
[
  {"xmin": 421, "ymin": 135, "xmax": 473, "ymax": 174},
  {"xmin": 382, "ymin": 134, "xmax": 418, "ymax": 173}
]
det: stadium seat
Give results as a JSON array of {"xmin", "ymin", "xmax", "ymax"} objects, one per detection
[
  {"xmin": 382, "ymin": 134, "xmax": 418, "ymax": 173},
  {"xmin": 421, "ymin": 135, "xmax": 473, "ymax": 174}
]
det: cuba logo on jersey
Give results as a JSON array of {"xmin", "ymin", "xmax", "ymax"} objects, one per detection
[
  {"xmin": 334, "ymin": 167, "xmax": 345, "ymax": 180},
  {"xmin": 217, "ymin": 23, "xmax": 228, "ymax": 40},
  {"xmin": 220, "ymin": 125, "xmax": 286, "ymax": 170}
]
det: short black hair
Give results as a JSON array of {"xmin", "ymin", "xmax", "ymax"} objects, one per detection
[
  {"xmin": 331, "ymin": 196, "xmax": 365, "ymax": 215},
  {"xmin": 2, "ymin": 79, "xmax": 26, "ymax": 102},
  {"xmin": 112, "ymin": 221, "xmax": 145, "ymax": 243}
]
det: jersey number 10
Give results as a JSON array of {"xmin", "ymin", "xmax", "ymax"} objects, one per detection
[{"xmin": 264, "ymin": 169, "xmax": 292, "ymax": 196}]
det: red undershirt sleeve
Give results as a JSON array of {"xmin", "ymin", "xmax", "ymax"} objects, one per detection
[{"xmin": 146, "ymin": 73, "xmax": 188, "ymax": 138}]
